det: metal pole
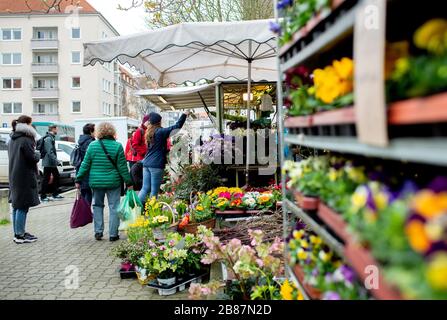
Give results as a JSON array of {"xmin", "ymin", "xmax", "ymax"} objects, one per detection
[
  {"xmin": 215, "ymin": 82, "xmax": 223, "ymax": 133},
  {"xmin": 245, "ymin": 40, "xmax": 253, "ymax": 187}
]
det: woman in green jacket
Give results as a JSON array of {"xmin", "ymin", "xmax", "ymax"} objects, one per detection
[{"xmin": 75, "ymin": 122, "xmax": 133, "ymax": 241}]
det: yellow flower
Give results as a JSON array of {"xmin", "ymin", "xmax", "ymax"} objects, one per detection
[
  {"xmin": 297, "ymin": 290, "xmax": 304, "ymax": 300},
  {"xmin": 333, "ymin": 57, "xmax": 354, "ymax": 80},
  {"xmin": 374, "ymin": 192, "xmax": 389, "ymax": 211},
  {"xmin": 412, "ymin": 191, "xmax": 447, "ymax": 219},
  {"xmin": 300, "ymin": 240, "xmax": 309, "ymax": 249},
  {"xmin": 405, "ymin": 220, "xmax": 431, "ymax": 254},
  {"xmin": 280, "ymin": 279, "xmax": 294, "ymax": 300},
  {"xmin": 196, "ymin": 205, "xmax": 204, "ymax": 211},
  {"xmin": 296, "ymin": 249, "xmax": 308, "ymax": 261},
  {"xmin": 318, "ymin": 250, "xmax": 332, "ymax": 262},
  {"xmin": 328, "ymin": 168, "xmax": 339, "ymax": 182},
  {"xmin": 426, "ymin": 253, "xmax": 447, "ymax": 290},
  {"xmin": 309, "ymin": 235, "xmax": 322, "ymax": 245},
  {"xmin": 307, "ymin": 86, "xmax": 316, "ymax": 96},
  {"xmin": 293, "ymin": 230, "xmax": 305, "ymax": 240},
  {"xmin": 351, "ymin": 187, "xmax": 368, "ymax": 210},
  {"xmin": 414, "ymin": 19, "xmax": 447, "ymax": 55},
  {"xmin": 228, "ymin": 187, "xmax": 243, "ymax": 194},
  {"xmin": 258, "ymin": 194, "xmax": 272, "ymax": 204},
  {"xmin": 425, "ymin": 221, "xmax": 444, "ymax": 242}
]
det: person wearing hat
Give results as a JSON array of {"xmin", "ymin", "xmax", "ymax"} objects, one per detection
[
  {"xmin": 130, "ymin": 114, "xmax": 150, "ymax": 167},
  {"xmin": 138, "ymin": 111, "xmax": 189, "ymax": 203}
]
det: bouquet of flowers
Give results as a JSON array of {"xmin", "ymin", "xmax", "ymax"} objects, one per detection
[{"xmin": 209, "ymin": 187, "xmax": 245, "ymax": 211}]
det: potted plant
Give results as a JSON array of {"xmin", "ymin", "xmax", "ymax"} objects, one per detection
[
  {"xmin": 144, "ymin": 197, "xmax": 178, "ymax": 240},
  {"xmin": 182, "ymin": 193, "xmax": 216, "ymax": 234},
  {"xmin": 212, "ymin": 187, "xmax": 246, "ymax": 214}
]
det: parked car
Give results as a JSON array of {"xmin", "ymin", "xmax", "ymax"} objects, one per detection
[{"xmin": 0, "ymin": 128, "xmax": 76, "ymax": 187}]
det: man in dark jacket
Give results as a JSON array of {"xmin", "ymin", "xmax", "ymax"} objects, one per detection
[
  {"xmin": 76, "ymin": 123, "xmax": 95, "ymax": 204},
  {"xmin": 40, "ymin": 125, "xmax": 63, "ymax": 202},
  {"xmin": 8, "ymin": 116, "xmax": 41, "ymax": 244}
]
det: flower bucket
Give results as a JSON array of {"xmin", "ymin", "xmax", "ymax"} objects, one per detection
[
  {"xmin": 183, "ymin": 218, "xmax": 216, "ymax": 234},
  {"xmin": 317, "ymin": 203, "xmax": 353, "ymax": 243},
  {"xmin": 344, "ymin": 241, "xmax": 402, "ymax": 300},
  {"xmin": 294, "ymin": 191, "xmax": 319, "ymax": 211},
  {"xmin": 152, "ymin": 201, "xmax": 178, "ymax": 241},
  {"xmin": 157, "ymin": 276, "xmax": 176, "ymax": 287}
]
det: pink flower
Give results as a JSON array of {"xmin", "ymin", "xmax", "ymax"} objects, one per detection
[
  {"xmin": 219, "ymin": 192, "xmax": 231, "ymax": 200},
  {"xmin": 168, "ymin": 240, "xmax": 175, "ymax": 247},
  {"xmin": 256, "ymin": 259, "xmax": 264, "ymax": 268},
  {"xmin": 151, "ymin": 252, "xmax": 158, "ymax": 257},
  {"xmin": 233, "ymin": 193, "xmax": 244, "ymax": 199},
  {"xmin": 159, "ymin": 245, "xmax": 166, "ymax": 251}
]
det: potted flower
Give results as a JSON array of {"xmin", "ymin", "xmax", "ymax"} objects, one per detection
[
  {"xmin": 182, "ymin": 193, "xmax": 216, "ymax": 234},
  {"xmin": 140, "ymin": 235, "xmax": 188, "ymax": 290},
  {"xmin": 144, "ymin": 197, "xmax": 178, "ymax": 240},
  {"xmin": 212, "ymin": 187, "xmax": 246, "ymax": 214}
]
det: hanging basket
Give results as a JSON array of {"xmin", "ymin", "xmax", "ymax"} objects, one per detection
[
  {"xmin": 152, "ymin": 201, "xmax": 178, "ymax": 241},
  {"xmin": 183, "ymin": 218, "xmax": 216, "ymax": 234}
]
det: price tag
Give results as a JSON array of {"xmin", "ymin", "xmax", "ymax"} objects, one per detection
[{"xmin": 354, "ymin": 0, "xmax": 388, "ymax": 146}]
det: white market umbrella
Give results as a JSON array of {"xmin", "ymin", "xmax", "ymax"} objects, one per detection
[{"xmin": 84, "ymin": 19, "xmax": 278, "ymax": 185}]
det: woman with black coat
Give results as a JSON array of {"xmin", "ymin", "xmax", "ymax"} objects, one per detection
[{"xmin": 8, "ymin": 115, "xmax": 41, "ymax": 244}]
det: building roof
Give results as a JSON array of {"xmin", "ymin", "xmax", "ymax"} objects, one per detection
[{"xmin": 0, "ymin": 0, "xmax": 98, "ymax": 14}]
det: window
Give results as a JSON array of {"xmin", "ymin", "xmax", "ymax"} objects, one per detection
[
  {"xmin": 33, "ymin": 102, "xmax": 57, "ymax": 114},
  {"xmin": 0, "ymin": 133, "xmax": 10, "ymax": 151},
  {"xmin": 72, "ymin": 101, "xmax": 81, "ymax": 113},
  {"xmin": 71, "ymin": 27, "xmax": 81, "ymax": 39},
  {"xmin": 71, "ymin": 51, "xmax": 81, "ymax": 64},
  {"xmin": 103, "ymin": 102, "xmax": 112, "ymax": 115},
  {"xmin": 2, "ymin": 78, "xmax": 22, "ymax": 89},
  {"xmin": 2, "ymin": 102, "xmax": 22, "ymax": 114},
  {"xmin": 102, "ymin": 79, "xmax": 112, "ymax": 93},
  {"xmin": 34, "ymin": 29, "xmax": 57, "ymax": 40},
  {"xmin": 72, "ymin": 77, "xmax": 81, "ymax": 88},
  {"xmin": 101, "ymin": 31, "xmax": 108, "ymax": 39},
  {"xmin": 1, "ymin": 28, "xmax": 21, "ymax": 40},
  {"xmin": 1, "ymin": 53, "xmax": 21, "ymax": 65},
  {"xmin": 35, "ymin": 79, "xmax": 57, "ymax": 89}
]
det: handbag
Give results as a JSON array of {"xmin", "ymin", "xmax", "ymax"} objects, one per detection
[
  {"xmin": 70, "ymin": 190, "xmax": 93, "ymax": 228},
  {"xmin": 99, "ymin": 139, "xmax": 125, "ymax": 196}
]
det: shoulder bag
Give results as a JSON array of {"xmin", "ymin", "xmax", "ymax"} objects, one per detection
[{"xmin": 99, "ymin": 139, "xmax": 125, "ymax": 196}]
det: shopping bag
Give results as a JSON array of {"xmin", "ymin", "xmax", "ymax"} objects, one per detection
[
  {"xmin": 118, "ymin": 190, "xmax": 142, "ymax": 221},
  {"xmin": 70, "ymin": 191, "xmax": 93, "ymax": 228}
]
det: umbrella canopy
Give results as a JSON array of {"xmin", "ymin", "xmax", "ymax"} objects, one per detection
[
  {"xmin": 83, "ymin": 19, "xmax": 277, "ymax": 86},
  {"xmin": 84, "ymin": 19, "xmax": 278, "ymax": 185}
]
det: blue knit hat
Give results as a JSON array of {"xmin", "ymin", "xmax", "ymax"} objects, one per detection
[{"xmin": 149, "ymin": 112, "xmax": 162, "ymax": 125}]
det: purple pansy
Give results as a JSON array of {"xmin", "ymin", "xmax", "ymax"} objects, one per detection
[
  {"xmin": 323, "ymin": 291, "xmax": 341, "ymax": 300},
  {"xmin": 428, "ymin": 176, "xmax": 447, "ymax": 193}
]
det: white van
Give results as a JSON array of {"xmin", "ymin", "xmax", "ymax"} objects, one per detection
[{"xmin": 0, "ymin": 128, "xmax": 76, "ymax": 186}]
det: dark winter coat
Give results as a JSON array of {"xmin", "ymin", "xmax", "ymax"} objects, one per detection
[
  {"xmin": 8, "ymin": 123, "xmax": 41, "ymax": 210},
  {"xmin": 142, "ymin": 114, "xmax": 187, "ymax": 169},
  {"xmin": 42, "ymin": 132, "xmax": 58, "ymax": 167},
  {"xmin": 76, "ymin": 134, "xmax": 95, "ymax": 190}
]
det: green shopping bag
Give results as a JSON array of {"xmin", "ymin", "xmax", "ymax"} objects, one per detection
[{"xmin": 118, "ymin": 190, "xmax": 143, "ymax": 221}]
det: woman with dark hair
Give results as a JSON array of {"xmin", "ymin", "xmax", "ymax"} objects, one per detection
[
  {"xmin": 138, "ymin": 111, "xmax": 189, "ymax": 203},
  {"xmin": 76, "ymin": 123, "xmax": 95, "ymax": 204},
  {"xmin": 8, "ymin": 115, "xmax": 41, "ymax": 244}
]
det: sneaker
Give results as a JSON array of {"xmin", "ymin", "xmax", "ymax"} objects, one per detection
[
  {"xmin": 13, "ymin": 235, "xmax": 36, "ymax": 244},
  {"xmin": 95, "ymin": 232, "xmax": 103, "ymax": 241},
  {"xmin": 41, "ymin": 197, "xmax": 50, "ymax": 202},
  {"xmin": 24, "ymin": 233, "xmax": 38, "ymax": 241},
  {"xmin": 109, "ymin": 235, "xmax": 120, "ymax": 242},
  {"xmin": 52, "ymin": 194, "xmax": 64, "ymax": 201}
]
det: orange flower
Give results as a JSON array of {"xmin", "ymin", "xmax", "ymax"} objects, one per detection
[
  {"xmin": 412, "ymin": 190, "xmax": 447, "ymax": 219},
  {"xmin": 231, "ymin": 199, "xmax": 242, "ymax": 207},
  {"xmin": 405, "ymin": 220, "xmax": 431, "ymax": 254}
]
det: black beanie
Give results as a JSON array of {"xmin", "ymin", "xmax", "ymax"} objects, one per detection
[{"xmin": 149, "ymin": 112, "xmax": 162, "ymax": 125}]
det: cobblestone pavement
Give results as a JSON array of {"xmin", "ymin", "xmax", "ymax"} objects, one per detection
[{"xmin": 0, "ymin": 191, "xmax": 189, "ymax": 300}]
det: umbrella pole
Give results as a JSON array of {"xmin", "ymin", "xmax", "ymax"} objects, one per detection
[{"xmin": 245, "ymin": 57, "xmax": 252, "ymax": 187}]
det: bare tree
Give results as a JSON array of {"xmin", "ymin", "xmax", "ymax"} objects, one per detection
[
  {"xmin": 10, "ymin": 0, "xmax": 79, "ymax": 14},
  {"xmin": 118, "ymin": 0, "xmax": 273, "ymax": 28}
]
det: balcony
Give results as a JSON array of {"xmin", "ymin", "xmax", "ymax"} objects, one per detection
[
  {"xmin": 31, "ymin": 87, "xmax": 59, "ymax": 99},
  {"xmin": 31, "ymin": 39, "xmax": 59, "ymax": 50},
  {"xmin": 31, "ymin": 63, "xmax": 58, "ymax": 74},
  {"xmin": 31, "ymin": 114, "xmax": 60, "ymax": 122}
]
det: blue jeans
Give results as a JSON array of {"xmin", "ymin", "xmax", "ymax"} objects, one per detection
[
  {"xmin": 138, "ymin": 167, "xmax": 164, "ymax": 203},
  {"xmin": 12, "ymin": 208, "xmax": 28, "ymax": 237},
  {"xmin": 92, "ymin": 187, "xmax": 121, "ymax": 237}
]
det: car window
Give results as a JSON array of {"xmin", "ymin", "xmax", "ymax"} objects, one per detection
[{"xmin": 0, "ymin": 133, "xmax": 10, "ymax": 151}]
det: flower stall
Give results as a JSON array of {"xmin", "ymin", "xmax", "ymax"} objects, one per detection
[{"xmin": 276, "ymin": 0, "xmax": 447, "ymax": 300}]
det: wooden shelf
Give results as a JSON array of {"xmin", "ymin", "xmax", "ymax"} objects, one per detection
[
  {"xmin": 389, "ymin": 92, "xmax": 447, "ymax": 125},
  {"xmin": 285, "ymin": 135, "xmax": 447, "ymax": 167},
  {"xmin": 279, "ymin": 0, "xmax": 349, "ymax": 57},
  {"xmin": 317, "ymin": 202, "xmax": 353, "ymax": 244}
]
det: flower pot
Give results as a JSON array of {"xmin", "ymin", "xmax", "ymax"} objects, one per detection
[
  {"xmin": 294, "ymin": 191, "xmax": 319, "ymax": 211},
  {"xmin": 344, "ymin": 241, "xmax": 402, "ymax": 300},
  {"xmin": 292, "ymin": 264, "xmax": 322, "ymax": 300},
  {"xmin": 157, "ymin": 276, "xmax": 176, "ymax": 287},
  {"xmin": 215, "ymin": 209, "xmax": 246, "ymax": 215},
  {"xmin": 317, "ymin": 203, "xmax": 352, "ymax": 243},
  {"xmin": 183, "ymin": 218, "xmax": 216, "ymax": 234},
  {"xmin": 157, "ymin": 287, "xmax": 177, "ymax": 296}
]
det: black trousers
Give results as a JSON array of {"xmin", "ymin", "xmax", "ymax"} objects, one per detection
[{"xmin": 41, "ymin": 167, "xmax": 60, "ymax": 198}]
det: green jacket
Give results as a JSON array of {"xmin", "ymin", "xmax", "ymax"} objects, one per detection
[{"xmin": 75, "ymin": 137, "xmax": 132, "ymax": 189}]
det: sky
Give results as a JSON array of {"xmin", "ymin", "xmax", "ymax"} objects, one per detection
[{"xmin": 88, "ymin": 0, "xmax": 148, "ymax": 35}]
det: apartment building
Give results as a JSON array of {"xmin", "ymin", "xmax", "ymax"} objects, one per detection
[{"xmin": 0, "ymin": 0, "xmax": 121, "ymax": 127}]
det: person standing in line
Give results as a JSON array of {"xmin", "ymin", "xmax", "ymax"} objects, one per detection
[
  {"xmin": 138, "ymin": 111, "xmax": 189, "ymax": 203},
  {"xmin": 8, "ymin": 116, "xmax": 40, "ymax": 244},
  {"xmin": 125, "ymin": 129, "xmax": 137, "ymax": 169},
  {"xmin": 75, "ymin": 123, "xmax": 95, "ymax": 204},
  {"xmin": 130, "ymin": 115, "xmax": 150, "ymax": 167},
  {"xmin": 40, "ymin": 125, "xmax": 64, "ymax": 202},
  {"xmin": 75, "ymin": 122, "xmax": 133, "ymax": 241}
]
